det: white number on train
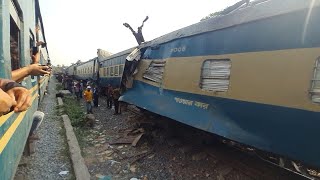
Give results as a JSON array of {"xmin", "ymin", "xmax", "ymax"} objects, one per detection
[{"xmin": 170, "ymin": 46, "xmax": 186, "ymax": 53}]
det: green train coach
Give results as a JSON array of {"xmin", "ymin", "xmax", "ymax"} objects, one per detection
[{"xmin": 0, "ymin": 0, "xmax": 50, "ymax": 179}]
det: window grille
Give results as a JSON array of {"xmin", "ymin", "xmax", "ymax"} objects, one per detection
[
  {"xmin": 200, "ymin": 59, "xmax": 231, "ymax": 92},
  {"xmin": 143, "ymin": 60, "xmax": 166, "ymax": 83},
  {"xmin": 119, "ymin": 65, "xmax": 124, "ymax": 75},
  {"xmin": 310, "ymin": 58, "xmax": 320, "ymax": 103},
  {"xmin": 104, "ymin": 67, "xmax": 107, "ymax": 77},
  {"xmin": 115, "ymin": 66, "xmax": 119, "ymax": 76},
  {"xmin": 110, "ymin": 67, "xmax": 114, "ymax": 76}
]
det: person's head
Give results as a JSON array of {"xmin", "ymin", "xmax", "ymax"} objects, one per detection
[{"xmin": 87, "ymin": 86, "xmax": 91, "ymax": 91}]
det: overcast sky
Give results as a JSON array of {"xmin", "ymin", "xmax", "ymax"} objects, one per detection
[{"xmin": 39, "ymin": 0, "xmax": 239, "ymax": 66}]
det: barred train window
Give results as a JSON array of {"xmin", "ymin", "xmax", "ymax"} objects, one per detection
[
  {"xmin": 310, "ymin": 58, "xmax": 320, "ymax": 103},
  {"xmin": 110, "ymin": 67, "xmax": 114, "ymax": 76},
  {"xmin": 143, "ymin": 60, "xmax": 166, "ymax": 83},
  {"xmin": 115, "ymin": 66, "xmax": 119, "ymax": 76},
  {"xmin": 104, "ymin": 67, "xmax": 107, "ymax": 77},
  {"xmin": 200, "ymin": 59, "xmax": 231, "ymax": 92},
  {"xmin": 99, "ymin": 68, "xmax": 103, "ymax": 77},
  {"xmin": 119, "ymin": 65, "xmax": 124, "ymax": 75}
]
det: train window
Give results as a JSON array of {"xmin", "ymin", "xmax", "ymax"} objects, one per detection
[
  {"xmin": 115, "ymin": 66, "xmax": 119, "ymax": 76},
  {"xmin": 107, "ymin": 67, "xmax": 109, "ymax": 77},
  {"xmin": 119, "ymin": 65, "xmax": 124, "ymax": 75},
  {"xmin": 310, "ymin": 58, "xmax": 320, "ymax": 103},
  {"xmin": 110, "ymin": 67, "xmax": 114, "ymax": 76},
  {"xmin": 143, "ymin": 60, "xmax": 166, "ymax": 83},
  {"xmin": 10, "ymin": 17, "xmax": 21, "ymax": 70},
  {"xmin": 104, "ymin": 67, "xmax": 108, "ymax": 77},
  {"xmin": 200, "ymin": 59, "xmax": 231, "ymax": 92},
  {"xmin": 10, "ymin": 0, "xmax": 23, "ymax": 70},
  {"xmin": 101, "ymin": 67, "xmax": 104, "ymax": 77},
  {"xmin": 100, "ymin": 68, "xmax": 103, "ymax": 77}
]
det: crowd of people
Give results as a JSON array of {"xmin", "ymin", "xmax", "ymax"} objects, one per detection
[{"xmin": 61, "ymin": 77, "xmax": 122, "ymax": 115}]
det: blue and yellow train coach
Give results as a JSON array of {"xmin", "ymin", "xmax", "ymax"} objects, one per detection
[
  {"xmin": 74, "ymin": 58, "xmax": 99, "ymax": 81},
  {"xmin": 0, "ymin": 0, "xmax": 50, "ymax": 179},
  {"xmin": 98, "ymin": 48, "xmax": 133, "ymax": 88},
  {"xmin": 121, "ymin": 0, "xmax": 320, "ymax": 170}
]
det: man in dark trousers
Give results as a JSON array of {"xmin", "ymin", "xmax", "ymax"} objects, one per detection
[
  {"xmin": 93, "ymin": 85, "xmax": 99, "ymax": 107},
  {"xmin": 123, "ymin": 16, "xmax": 148, "ymax": 45},
  {"xmin": 106, "ymin": 84, "xmax": 113, "ymax": 109},
  {"xmin": 112, "ymin": 86, "xmax": 121, "ymax": 115}
]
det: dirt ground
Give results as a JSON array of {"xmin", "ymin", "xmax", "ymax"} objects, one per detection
[{"xmin": 75, "ymin": 95, "xmax": 303, "ymax": 180}]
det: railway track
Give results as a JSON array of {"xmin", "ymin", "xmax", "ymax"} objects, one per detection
[{"xmin": 125, "ymin": 104, "xmax": 316, "ymax": 180}]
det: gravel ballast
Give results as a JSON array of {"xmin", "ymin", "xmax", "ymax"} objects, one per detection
[{"xmin": 15, "ymin": 77, "xmax": 73, "ymax": 180}]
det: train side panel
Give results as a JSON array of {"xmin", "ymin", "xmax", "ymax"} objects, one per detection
[{"xmin": 121, "ymin": 2, "xmax": 320, "ymax": 168}]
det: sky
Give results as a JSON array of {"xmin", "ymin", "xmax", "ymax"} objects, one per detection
[{"xmin": 39, "ymin": 0, "xmax": 240, "ymax": 66}]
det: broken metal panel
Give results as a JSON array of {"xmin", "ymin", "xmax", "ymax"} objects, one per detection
[
  {"xmin": 310, "ymin": 58, "xmax": 320, "ymax": 103},
  {"xmin": 143, "ymin": 60, "xmax": 166, "ymax": 83},
  {"xmin": 200, "ymin": 59, "xmax": 231, "ymax": 92}
]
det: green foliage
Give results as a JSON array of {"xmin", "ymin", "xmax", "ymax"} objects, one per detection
[
  {"xmin": 62, "ymin": 96, "xmax": 89, "ymax": 149},
  {"xmin": 63, "ymin": 96, "xmax": 86, "ymax": 127},
  {"xmin": 56, "ymin": 83, "xmax": 63, "ymax": 91},
  {"xmin": 74, "ymin": 127, "xmax": 90, "ymax": 149}
]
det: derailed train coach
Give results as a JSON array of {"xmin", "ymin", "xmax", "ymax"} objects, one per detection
[
  {"xmin": 120, "ymin": 0, "xmax": 320, "ymax": 172},
  {"xmin": 98, "ymin": 48, "xmax": 134, "ymax": 89},
  {"xmin": 0, "ymin": 0, "xmax": 50, "ymax": 179}
]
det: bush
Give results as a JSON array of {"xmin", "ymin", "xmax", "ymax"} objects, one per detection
[{"xmin": 63, "ymin": 96, "xmax": 86, "ymax": 127}]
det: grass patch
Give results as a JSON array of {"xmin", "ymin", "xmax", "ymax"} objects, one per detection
[
  {"xmin": 56, "ymin": 83, "xmax": 63, "ymax": 91},
  {"xmin": 63, "ymin": 96, "xmax": 86, "ymax": 127},
  {"xmin": 62, "ymin": 96, "xmax": 90, "ymax": 149}
]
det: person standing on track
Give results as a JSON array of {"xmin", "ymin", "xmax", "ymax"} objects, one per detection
[
  {"xmin": 93, "ymin": 85, "xmax": 99, "ymax": 107},
  {"xmin": 106, "ymin": 84, "xmax": 113, "ymax": 109},
  {"xmin": 83, "ymin": 86, "xmax": 93, "ymax": 114},
  {"xmin": 112, "ymin": 86, "xmax": 121, "ymax": 115}
]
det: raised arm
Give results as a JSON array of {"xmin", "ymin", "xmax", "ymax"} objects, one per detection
[
  {"xmin": 123, "ymin": 23, "xmax": 135, "ymax": 34},
  {"xmin": 139, "ymin": 16, "xmax": 149, "ymax": 29}
]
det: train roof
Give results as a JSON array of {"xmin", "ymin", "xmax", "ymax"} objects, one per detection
[
  {"xmin": 142, "ymin": 0, "xmax": 320, "ymax": 47},
  {"xmin": 68, "ymin": 57, "xmax": 97, "ymax": 69},
  {"xmin": 100, "ymin": 47, "xmax": 136, "ymax": 63}
]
